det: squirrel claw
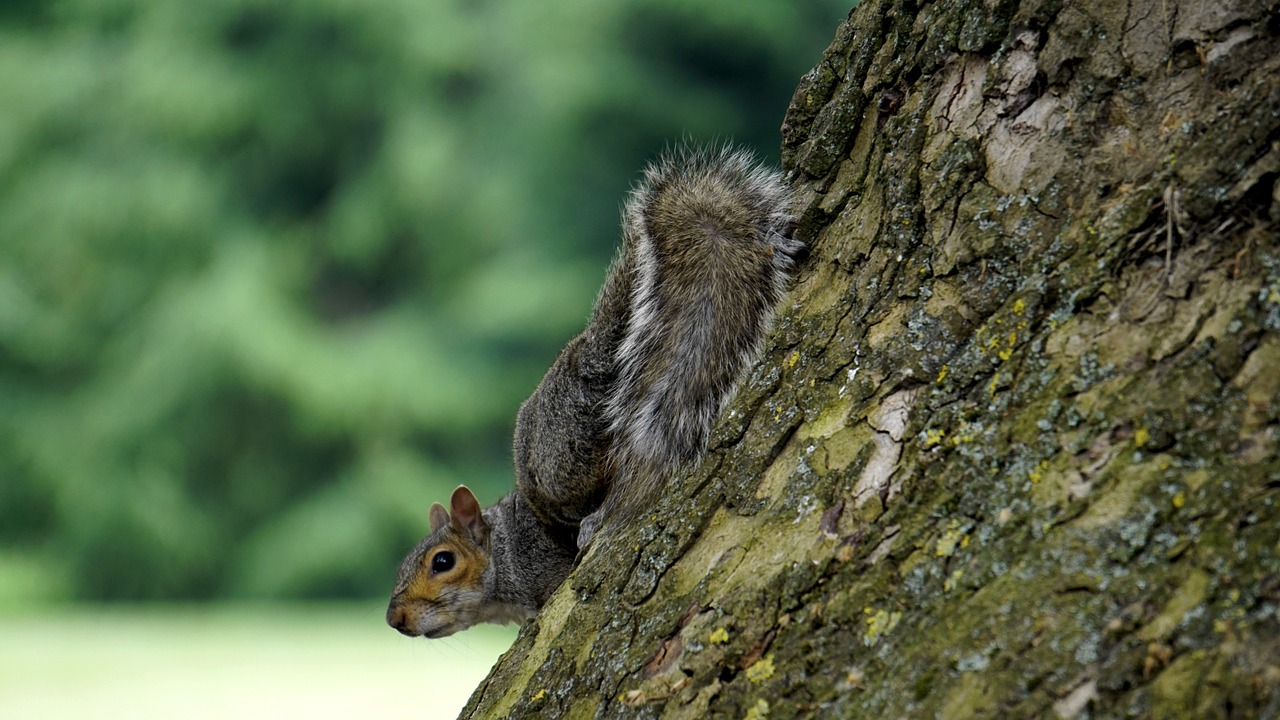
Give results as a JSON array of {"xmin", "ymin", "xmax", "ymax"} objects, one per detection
[{"xmin": 577, "ymin": 509, "xmax": 604, "ymax": 550}]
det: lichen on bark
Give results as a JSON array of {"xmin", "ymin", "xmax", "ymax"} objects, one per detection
[{"xmin": 462, "ymin": 1, "xmax": 1280, "ymax": 717}]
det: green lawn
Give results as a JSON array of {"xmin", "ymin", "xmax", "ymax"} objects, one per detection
[{"xmin": 0, "ymin": 604, "xmax": 516, "ymax": 719}]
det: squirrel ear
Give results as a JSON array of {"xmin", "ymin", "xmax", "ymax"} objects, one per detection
[
  {"xmin": 449, "ymin": 485, "xmax": 489, "ymax": 545},
  {"xmin": 428, "ymin": 503, "xmax": 449, "ymax": 533}
]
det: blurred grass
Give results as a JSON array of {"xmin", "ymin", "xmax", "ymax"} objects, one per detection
[{"xmin": 0, "ymin": 603, "xmax": 516, "ymax": 719}]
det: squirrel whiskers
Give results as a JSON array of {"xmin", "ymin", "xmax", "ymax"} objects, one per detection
[{"xmin": 387, "ymin": 144, "xmax": 799, "ymax": 638}]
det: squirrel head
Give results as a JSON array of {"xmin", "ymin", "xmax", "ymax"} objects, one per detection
[{"xmin": 386, "ymin": 485, "xmax": 493, "ymax": 638}]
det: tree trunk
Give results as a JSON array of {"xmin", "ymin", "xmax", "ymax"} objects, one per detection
[{"xmin": 462, "ymin": 0, "xmax": 1280, "ymax": 717}]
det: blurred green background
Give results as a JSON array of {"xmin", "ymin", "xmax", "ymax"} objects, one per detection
[
  {"xmin": 0, "ymin": 0, "xmax": 850, "ymax": 715},
  {"xmin": 0, "ymin": 0, "xmax": 849, "ymax": 608}
]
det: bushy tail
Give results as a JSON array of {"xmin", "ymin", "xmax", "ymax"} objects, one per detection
[{"xmin": 595, "ymin": 144, "xmax": 799, "ymax": 532}]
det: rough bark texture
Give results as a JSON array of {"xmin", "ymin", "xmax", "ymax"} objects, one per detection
[{"xmin": 462, "ymin": 0, "xmax": 1280, "ymax": 717}]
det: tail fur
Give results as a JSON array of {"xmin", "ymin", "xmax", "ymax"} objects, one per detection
[{"xmin": 599, "ymin": 144, "xmax": 799, "ymax": 529}]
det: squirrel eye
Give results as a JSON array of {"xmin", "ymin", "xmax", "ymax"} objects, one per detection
[{"xmin": 430, "ymin": 551, "xmax": 456, "ymax": 574}]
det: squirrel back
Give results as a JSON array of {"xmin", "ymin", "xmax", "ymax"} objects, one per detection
[{"xmin": 388, "ymin": 145, "xmax": 798, "ymax": 638}]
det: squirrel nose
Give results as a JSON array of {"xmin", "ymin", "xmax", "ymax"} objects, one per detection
[{"xmin": 386, "ymin": 603, "xmax": 412, "ymax": 635}]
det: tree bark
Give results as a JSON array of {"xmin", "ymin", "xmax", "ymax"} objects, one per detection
[{"xmin": 462, "ymin": 0, "xmax": 1280, "ymax": 717}]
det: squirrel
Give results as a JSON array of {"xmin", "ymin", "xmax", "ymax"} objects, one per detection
[{"xmin": 386, "ymin": 144, "xmax": 800, "ymax": 639}]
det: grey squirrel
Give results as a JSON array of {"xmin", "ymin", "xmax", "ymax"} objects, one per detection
[{"xmin": 386, "ymin": 144, "xmax": 799, "ymax": 639}]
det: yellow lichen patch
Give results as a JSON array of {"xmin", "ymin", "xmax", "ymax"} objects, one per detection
[
  {"xmin": 944, "ymin": 569, "xmax": 965, "ymax": 592},
  {"xmin": 784, "ymin": 351, "xmax": 801, "ymax": 370},
  {"xmin": 772, "ymin": 403, "xmax": 786, "ymax": 422},
  {"xmin": 975, "ymin": 301, "xmax": 1027, "ymax": 364},
  {"xmin": 924, "ymin": 428, "xmax": 946, "ymax": 446},
  {"xmin": 1172, "ymin": 491, "xmax": 1186, "ymax": 509},
  {"xmin": 1217, "ymin": 588, "xmax": 1247, "ymax": 628},
  {"xmin": 936, "ymin": 365, "xmax": 949, "ymax": 384},
  {"xmin": 996, "ymin": 330, "xmax": 1021, "ymax": 362},
  {"xmin": 531, "ymin": 689, "xmax": 547, "ymax": 702},
  {"xmin": 1028, "ymin": 459, "xmax": 1049, "ymax": 483},
  {"xmin": 709, "ymin": 627, "xmax": 730, "ymax": 645},
  {"xmin": 744, "ymin": 699, "xmax": 771, "ymax": 720},
  {"xmin": 745, "ymin": 654, "xmax": 775, "ymax": 683},
  {"xmin": 947, "ymin": 421, "xmax": 979, "ymax": 447},
  {"xmin": 935, "ymin": 520, "xmax": 970, "ymax": 557},
  {"xmin": 863, "ymin": 607, "xmax": 902, "ymax": 645},
  {"xmin": 1134, "ymin": 427, "xmax": 1151, "ymax": 448}
]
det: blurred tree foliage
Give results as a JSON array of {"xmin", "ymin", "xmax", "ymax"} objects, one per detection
[{"xmin": 0, "ymin": 0, "xmax": 849, "ymax": 602}]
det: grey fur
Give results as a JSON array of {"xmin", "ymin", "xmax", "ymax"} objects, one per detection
[
  {"xmin": 593, "ymin": 144, "xmax": 799, "ymax": 539},
  {"xmin": 482, "ymin": 492, "xmax": 578, "ymax": 612},
  {"xmin": 387, "ymin": 144, "xmax": 798, "ymax": 635}
]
